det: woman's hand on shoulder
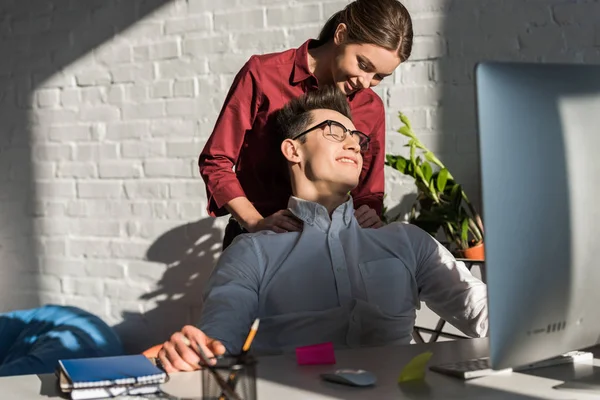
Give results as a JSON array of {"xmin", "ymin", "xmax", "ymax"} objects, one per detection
[
  {"xmin": 355, "ymin": 205, "xmax": 384, "ymax": 229},
  {"xmin": 247, "ymin": 210, "xmax": 303, "ymax": 233}
]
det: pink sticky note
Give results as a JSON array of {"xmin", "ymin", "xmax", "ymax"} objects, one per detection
[{"xmin": 295, "ymin": 342, "xmax": 336, "ymax": 365}]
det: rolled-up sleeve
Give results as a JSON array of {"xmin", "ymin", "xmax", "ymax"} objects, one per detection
[
  {"xmin": 198, "ymin": 56, "xmax": 262, "ymax": 217},
  {"xmin": 403, "ymin": 224, "xmax": 488, "ymax": 338},
  {"xmin": 199, "ymin": 236, "xmax": 261, "ymax": 353}
]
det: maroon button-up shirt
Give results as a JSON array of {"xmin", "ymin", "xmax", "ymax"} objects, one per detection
[{"xmin": 199, "ymin": 39, "xmax": 386, "ymax": 218}]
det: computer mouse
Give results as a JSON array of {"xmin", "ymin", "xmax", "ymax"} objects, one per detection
[{"xmin": 320, "ymin": 369, "xmax": 377, "ymax": 387}]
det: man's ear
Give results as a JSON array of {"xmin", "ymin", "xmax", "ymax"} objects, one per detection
[
  {"xmin": 281, "ymin": 139, "xmax": 302, "ymax": 163},
  {"xmin": 333, "ymin": 23, "xmax": 347, "ymax": 46}
]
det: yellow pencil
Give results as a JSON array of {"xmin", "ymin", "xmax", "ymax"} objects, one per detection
[
  {"xmin": 218, "ymin": 318, "xmax": 260, "ymax": 400},
  {"xmin": 241, "ymin": 318, "xmax": 260, "ymax": 353}
]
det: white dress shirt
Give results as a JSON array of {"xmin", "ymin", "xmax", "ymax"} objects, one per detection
[{"xmin": 200, "ymin": 197, "xmax": 488, "ymax": 355}]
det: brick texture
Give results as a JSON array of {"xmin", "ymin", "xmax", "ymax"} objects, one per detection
[{"xmin": 0, "ymin": 0, "xmax": 597, "ymax": 350}]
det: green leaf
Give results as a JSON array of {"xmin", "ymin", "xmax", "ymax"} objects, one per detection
[
  {"xmin": 389, "ymin": 110, "xmax": 485, "ymax": 246},
  {"xmin": 429, "ymin": 180, "xmax": 439, "ymax": 202},
  {"xmin": 450, "ymin": 184, "xmax": 463, "ymax": 212},
  {"xmin": 398, "ymin": 125, "xmax": 414, "ymax": 139},
  {"xmin": 395, "ymin": 157, "xmax": 408, "ymax": 173},
  {"xmin": 406, "ymin": 162, "xmax": 415, "ymax": 177},
  {"xmin": 438, "ymin": 193, "xmax": 452, "ymax": 203},
  {"xmin": 461, "ymin": 218, "xmax": 470, "ymax": 246},
  {"xmin": 424, "ymin": 151, "xmax": 445, "ymax": 169},
  {"xmin": 399, "ymin": 112, "xmax": 412, "ymax": 130},
  {"xmin": 421, "ymin": 161, "xmax": 433, "ymax": 182},
  {"xmin": 414, "ymin": 164, "xmax": 426, "ymax": 182},
  {"xmin": 450, "ymin": 183, "xmax": 461, "ymax": 199},
  {"xmin": 416, "ymin": 181, "xmax": 436, "ymax": 200},
  {"xmin": 437, "ymin": 168, "xmax": 449, "ymax": 192}
]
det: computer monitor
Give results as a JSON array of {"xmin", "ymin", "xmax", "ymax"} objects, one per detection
[{"xmin": 476, "ymin": 62, "xmax": 600, "ymax": 371}]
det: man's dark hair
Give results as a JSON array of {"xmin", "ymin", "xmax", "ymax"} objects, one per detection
[{"xmin": 275, "ymin": 85, "xmax": 352, "ymax": 143}]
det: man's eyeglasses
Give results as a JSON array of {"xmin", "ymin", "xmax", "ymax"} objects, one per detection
[{"xmin": 291, "ymin": 120, "xmax": 370, "ymax": 152}]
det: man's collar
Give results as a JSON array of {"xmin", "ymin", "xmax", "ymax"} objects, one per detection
[
  {"xmin": 287, "ymin": 196, "xmax": 354, "ymax": 230},
  {"xmin": 291, "ymin": 39, "xmax": 320, "ymax": 85}
]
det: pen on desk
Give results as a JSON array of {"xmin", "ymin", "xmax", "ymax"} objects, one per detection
[{"xmin": 219, "ymin": 318, "xmax": 260, "ymax": 400}]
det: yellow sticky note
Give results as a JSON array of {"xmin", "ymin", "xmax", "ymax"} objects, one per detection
[{"xmin": 398, "ymin": 351, "xmax": 433, "ymax": 383}]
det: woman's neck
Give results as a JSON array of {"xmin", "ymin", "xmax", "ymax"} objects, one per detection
[{"xmin": 307, "ymin": 40, "xmax": 335, "ymax": 86}]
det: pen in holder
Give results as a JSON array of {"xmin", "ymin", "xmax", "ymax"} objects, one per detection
[{"xmin": 202, "ymin": 355, "xmax": 257, "ymax": 400}]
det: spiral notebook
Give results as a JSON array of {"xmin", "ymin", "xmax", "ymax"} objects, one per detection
[{"xmin": 58, "ymin": 354, "xmax": 167, "ymax": 390}]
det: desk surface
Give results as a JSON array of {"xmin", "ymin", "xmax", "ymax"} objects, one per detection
[{"xmin": 3, "ymin": 338, "xmax": 600, "ymax": 400}]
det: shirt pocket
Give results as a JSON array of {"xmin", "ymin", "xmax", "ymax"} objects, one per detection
[{"xmin": 358, "ymin": 258, "xmax": 418, "ymax": 316}]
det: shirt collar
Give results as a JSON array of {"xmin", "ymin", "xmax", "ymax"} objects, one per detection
[
  {"xmin": 287, "ymin": 196, "xmax": 354, "ymax": 230},
  {"xmin": 291, "ymin": 39, "xmax": 319, "ymax": 85}
]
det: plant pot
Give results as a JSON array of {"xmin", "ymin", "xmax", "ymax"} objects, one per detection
[{"xmin": 459, "ymin": 242, "xmax": 485, "ymax": 260}]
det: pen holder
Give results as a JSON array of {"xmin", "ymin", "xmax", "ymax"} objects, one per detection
[{"xmin": 202, "ymin": 355, "xmax": 257, "ymax": 400}]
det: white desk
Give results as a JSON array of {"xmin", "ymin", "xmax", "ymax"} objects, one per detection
[{"xmin": 3, "ymin": 338, "xmax": 600, "ymax": 399}]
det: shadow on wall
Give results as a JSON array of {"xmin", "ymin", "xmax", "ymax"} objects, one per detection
[
  {"xmin": 438, "ymin": 0, "xmax": 600, "ymax": 212},
  {"xmin": 114, "ymin": 217, "xmax": 222, "ymax": 353},
  {"xmin": 0, "ymin": 0, "xmax": 171, "ymax": 310}
]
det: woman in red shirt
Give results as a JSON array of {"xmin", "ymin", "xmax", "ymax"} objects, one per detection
[{"xmin": 199, "ymin": 0, "xmax": 414, "ymax": 249}]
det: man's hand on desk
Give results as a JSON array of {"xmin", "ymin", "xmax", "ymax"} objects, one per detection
[{"xmin": 157, "ymin": 325, "xmax": 226, "ymax": 373}]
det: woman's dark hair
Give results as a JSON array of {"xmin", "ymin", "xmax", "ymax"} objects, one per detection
[
  {"xmin": 318, "ymin": 0, "xmax": 413, "ymax": 62},
  {"xmin": 275, "ymin": 85, "xmax": 352, "ymax": 143}
]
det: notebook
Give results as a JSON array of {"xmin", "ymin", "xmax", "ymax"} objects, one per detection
[
  {"xmin": 58, "ymin": 354, "xmax": 167, "ymax": 390},
  {"xmin": 61, "ymin": 384, "xmax": 161, "ymax": 400}
]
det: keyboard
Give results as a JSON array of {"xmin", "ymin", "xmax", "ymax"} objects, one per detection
[{"xmin": 429, "ymin": 350, "xmax": 593, "ymax": 380}]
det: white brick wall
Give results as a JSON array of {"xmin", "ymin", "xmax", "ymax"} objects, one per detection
[{"xmin": 0, "ymin": 0, "xmax": 598, "ymax": 351}]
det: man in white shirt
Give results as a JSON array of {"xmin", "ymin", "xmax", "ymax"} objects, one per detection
[{"xmin": 157, "ymin": 86, "xmax": 487, "ymax": 373}]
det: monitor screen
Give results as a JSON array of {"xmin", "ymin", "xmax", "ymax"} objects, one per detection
[{"xmin": 476, "ymin": 62, "xmax": 600, "ymax": 370}]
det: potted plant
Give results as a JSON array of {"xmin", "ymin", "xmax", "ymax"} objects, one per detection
[{"xmin": 385, "ymin": 113, "xmax": 485, "ymax": 260}]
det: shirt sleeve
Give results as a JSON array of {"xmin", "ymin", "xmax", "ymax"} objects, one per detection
[
  {"xmin": 351, "ymin": 98, "xmax": 385, "ymax": 216},
  {"xmin": 199, "ymin": 236, "xmax": 261, "ymax": 354},
  {"xmin": 199, "ymin": 56, "xmax": 262, "ymax": 217},
  {"xmin": 402, "ymin": 223, "xmax": 489, "ymax": 338}
]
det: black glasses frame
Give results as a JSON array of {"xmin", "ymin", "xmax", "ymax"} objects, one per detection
[{"xmin": 291, "ymin": 120, "xmax": 370, "ymax": 152}]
